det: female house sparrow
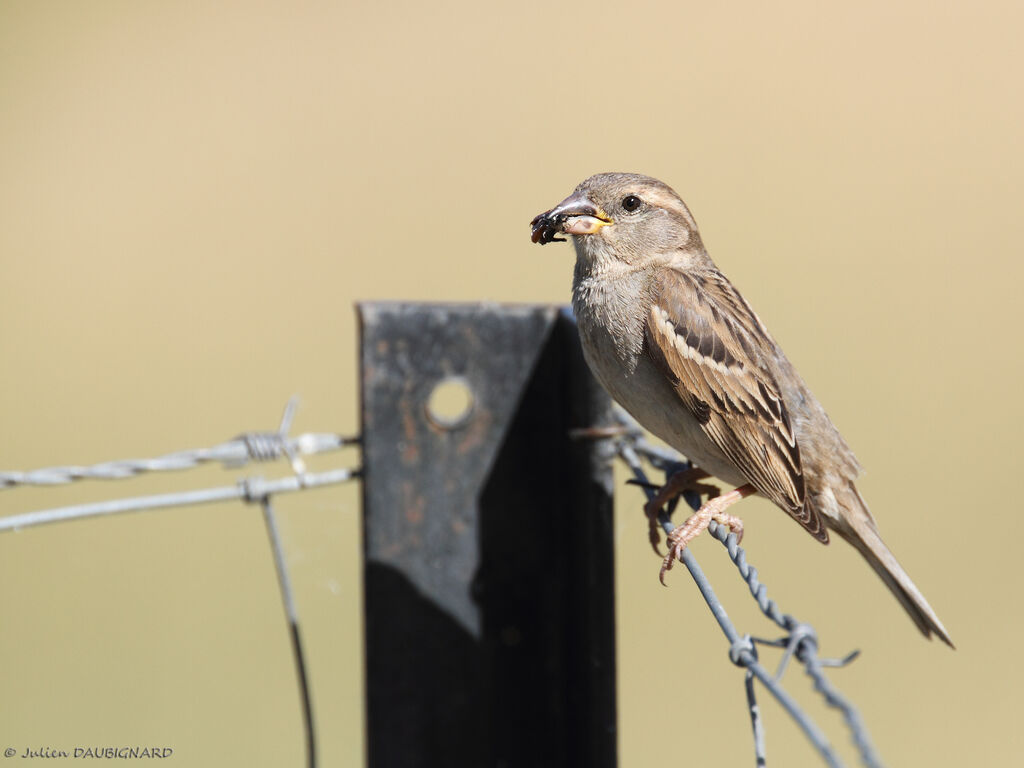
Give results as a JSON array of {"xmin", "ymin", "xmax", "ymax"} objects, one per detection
[{"xmin": 531, "ymin": 173, "xmax": 952, "ymax": 646}]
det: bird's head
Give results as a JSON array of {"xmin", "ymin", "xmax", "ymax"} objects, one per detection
[{"xmin": 530, "ymin": 173, "xmax": 703, "ymax": 265}]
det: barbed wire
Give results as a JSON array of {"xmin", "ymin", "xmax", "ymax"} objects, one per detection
[
  {"xmin": 0, "ymin": 399, "xmax": 359, "ymax": 768},
  {"xmin": 0, "ymin": 405, "xmax": 357, "ymax": 491},
  {"xmin": 616, "ymin": 426, "xmax": 883, "ymax": 768},
  {"xmin": 2, "ymin": 395, "xmax": 884, "ymax": 767},
  {"xmin": 0, "ymin": 397, "xmax": 360, "ymax": 533}
]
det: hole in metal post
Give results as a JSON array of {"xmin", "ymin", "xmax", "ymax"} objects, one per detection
[{"xmin": 425, "ymin": 377, "xmax": 475, "ymax": 430}]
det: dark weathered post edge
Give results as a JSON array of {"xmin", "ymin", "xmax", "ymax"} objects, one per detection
[{"xmin": 359, "ymin": 302, "xmax": 617, "ymax": 768}]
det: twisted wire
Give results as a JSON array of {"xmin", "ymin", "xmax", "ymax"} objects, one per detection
[
  {"xmin": 0, "ymin": 432, "xmax": 357, "ymax": 490},
  {"xmin": 619, "ymin": 434, "xmax": 883, "ymax": 768},
  {"xmin": 707, "ymin": 519, "xmax": 793, "ymax": 631}
]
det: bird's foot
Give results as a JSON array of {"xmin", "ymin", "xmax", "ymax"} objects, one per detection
[
  {"xmin": 644, "ymin": 467, "xmax": 719, "ymax": 555},
  {"xmin": 659, "ymin": 486, "xmax": 754, "ymax": 584}
]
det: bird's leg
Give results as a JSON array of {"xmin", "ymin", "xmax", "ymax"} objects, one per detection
[
  {"xmin": 644, "ymin": 467, "xmax": 719, "ymax": 554},
  {"xmin": 659, "ymin": 484, "xmax": 757, "ymax": 584}
]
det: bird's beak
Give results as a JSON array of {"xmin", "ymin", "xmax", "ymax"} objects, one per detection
[{"xmin": 530, "ymin": 192, "xmax": 612, "ymax": 245}]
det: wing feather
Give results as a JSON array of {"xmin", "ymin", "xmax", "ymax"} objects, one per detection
[{"xmin": 645, "ymin": 269, "xmax": 827, "ymax": 542}]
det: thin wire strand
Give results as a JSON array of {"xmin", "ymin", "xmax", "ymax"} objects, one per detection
[
  {"xmin": 259, "ymin": 495, "xmax": 316, "ymax": 768},
  {"xmin": 0, "ymin": 467, "xmax": 359, "ymax": 533},
  {"xmin": 746, "ymin": 667, "xmax": 768, "ymax": 767}
]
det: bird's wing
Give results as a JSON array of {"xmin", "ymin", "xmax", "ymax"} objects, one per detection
[{"xmin": 644, "ymin": 267, "xmax": 827, "ymax": 542}]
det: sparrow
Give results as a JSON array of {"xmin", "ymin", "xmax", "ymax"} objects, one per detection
[{"xmin": 530, "ymin": 172, "xmax": 952, "ymax": 646}]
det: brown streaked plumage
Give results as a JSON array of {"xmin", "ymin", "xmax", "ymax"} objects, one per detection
[
  {"xmin": 645, "ymin": 270, "xmax": 825, "ymax": 542},
  {"xmin": 530, "ymin": 172, "xmax": 953, "ymax": 647}
]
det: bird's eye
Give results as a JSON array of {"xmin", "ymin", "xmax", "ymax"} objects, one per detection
[{"xmin": 622, "ymin": 195, "xmax": 642, "ymax": 212}]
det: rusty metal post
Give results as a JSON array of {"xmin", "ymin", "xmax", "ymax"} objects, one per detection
[{"xmin": 359, "ymin": 303, "xmax": 617, "ymax": 768}]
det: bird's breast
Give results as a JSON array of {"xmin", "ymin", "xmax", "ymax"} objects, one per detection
[{"xmin": 571, "ymin": 277, "xmax": 747, "ymax": 487}]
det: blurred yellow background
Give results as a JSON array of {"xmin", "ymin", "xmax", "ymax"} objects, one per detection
[{"xmin": 1, "ymin": 1, "xmax": 1021, "ymax": 765}]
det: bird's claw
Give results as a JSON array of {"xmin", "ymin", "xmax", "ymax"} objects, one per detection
[
  {"xmin": 658, "ymin": 501, "xmax": 746, "ymax": 585},
  {"xmin": 659, "ymin": 537, "xmax": 687, "ymax": 585},
  {"xmin": 645, "ymin": 499, "xmax": 665, "ymax": 556},
  {"xmin": 643, "ymin": 467, "xmax": 718, "ymax": 555}
]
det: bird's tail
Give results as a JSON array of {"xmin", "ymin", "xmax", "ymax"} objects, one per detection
[{"xmin": 829, "ymin": 484, "xmax": 954, "ymax": 648}]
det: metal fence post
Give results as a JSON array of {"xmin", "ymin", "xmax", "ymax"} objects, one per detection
[{"xmin": 359, "ymin": 303, "xmax": 617, "ymax": 768}]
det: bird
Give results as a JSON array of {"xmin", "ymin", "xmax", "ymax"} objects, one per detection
[{"xmin": 530, "ymin": 172, "xmax": 953, "ymax": 646}]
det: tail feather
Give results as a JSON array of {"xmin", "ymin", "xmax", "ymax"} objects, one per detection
[{"xmin": 830, "ymin": 486, "xmax": 954, "ymax": 648}]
